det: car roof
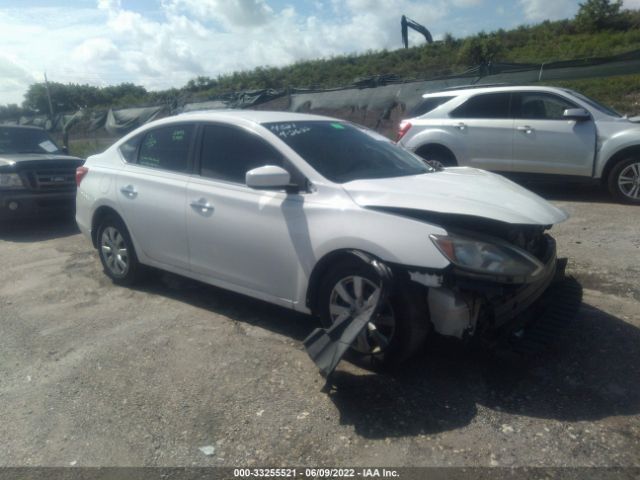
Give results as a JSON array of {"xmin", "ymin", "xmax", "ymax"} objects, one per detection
[
  {"xmin": 422, "ymin": 85, "xmax": 568, "ymax": 98},
  {"xmin": 176, "ymin": 109, "xmax": 337, "ymax": 124}
]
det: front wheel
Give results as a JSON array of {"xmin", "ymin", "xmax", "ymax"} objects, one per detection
[
  {"xmin": 317, "ymin": 260, "xmax": 429, "ymax": 367},
  {"xmin": 97, "ymin": 215, "xmax": 142, "ymax": 285},
  {"xmin": 608, "ymin": 158, "xmax": 640, "ymax": 204}
]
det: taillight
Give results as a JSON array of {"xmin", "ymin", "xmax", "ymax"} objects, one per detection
[
  {"xmin": 396, "ymin": 121, "xmax": 412, "ymax": 142},
  {"xmin": 76, "ymin": 166, "xmax": 88, "ymax": 186}
]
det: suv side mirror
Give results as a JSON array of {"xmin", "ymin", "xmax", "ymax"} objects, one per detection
[
  {"xmin": 246, "ymin": 165, "xmax": 291, "ymax": 190},
  {"xmin": 563, "ymin": 108, "xmax": 590, "ymax": 121}
]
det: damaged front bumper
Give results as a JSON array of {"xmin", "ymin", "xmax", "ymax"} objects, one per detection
[
  {"xmin": 303, "ymin": 238, "xmax": 581, "ymax": 381},
  {"xmin": 413, "ymin": 236, "xmax": 582, "ymax": 347}
]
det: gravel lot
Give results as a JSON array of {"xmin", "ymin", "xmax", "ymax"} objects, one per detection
[{"xmin": 0, "ymin": 185, "xmax": 638, "ymax": 468}]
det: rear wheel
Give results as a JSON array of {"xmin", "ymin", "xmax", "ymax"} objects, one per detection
[
  {"xmin": 97, "ymin": 215, "xmax": 142, "ymax": 285},
  {"xmin": 317, "ymin": 259, "xmax": 429, "ymax": 367},
  {"xmin": 415, "ymin": 145, "xmax": 457, "ymax": 170},
  {"xmin": 608, "ymin": 157, "xmax": 640, "ymax": 204}
]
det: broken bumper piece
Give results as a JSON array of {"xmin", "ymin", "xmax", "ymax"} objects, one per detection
[
  {"xmin": 495, "ymin": 268, "xmax": 583, "ymax": 355},
  {"xmin": 426, "ymin": 252, "xmax": 582, "ymax": 352},
  {"xmin": 304, "ymin": 251, "xmax": 393, "ymax": 380}
]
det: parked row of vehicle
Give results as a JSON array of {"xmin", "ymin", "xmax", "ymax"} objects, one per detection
[{"xmin": 2, "ymin": 85, "xmax": 635, "ymax": 367}]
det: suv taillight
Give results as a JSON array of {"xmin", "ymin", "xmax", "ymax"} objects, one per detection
[
  {"xmin": 396, "ymin": 121, "xmax": 412, "ymax": 142},
  {"xmin": 75, "ymin": 166, "xmax": 88, "ymax": 186}
]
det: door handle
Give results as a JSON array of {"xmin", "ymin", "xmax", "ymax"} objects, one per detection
[
  {"xmin": 190, "ymin": 198, "xmax": 214, "ymax": 214},
  {"xmin": 517, "ymin": 125, "xmax": 533, "ymax": 134},
  {"xmin": 455, "ymin": 122, "xmax": 466, "ymax": 131},
  {"xmin": 120, "ymin": 185, "xmax": 137, "ymax": 197}
]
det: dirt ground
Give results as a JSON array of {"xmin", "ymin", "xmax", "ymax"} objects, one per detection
[{"xmin": 0, "ymin": 185, "xmax": 638, "ymax": 468}]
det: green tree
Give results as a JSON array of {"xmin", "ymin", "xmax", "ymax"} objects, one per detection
[
  {"xmin": 574, "ymin": 0, "xmax": 623, "ymax": 32},
  {"xmin": 0, "ymin": 104, "xmax": 27, "ymax": 120},
  {"xmin": 457, "ymin": 34, "xmax": 503, "ymax": 66},
  {"xmin": 22, "ymin": 82, "xmax": 149, "ymax": 113}
]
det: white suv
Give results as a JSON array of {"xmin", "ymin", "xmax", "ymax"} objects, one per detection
[
  {"xmin": 76, "ymin": 110, "xmax": 577, "ymax": 366},
  {"xmin": 397, "ymin": 85, "xmax": 640, "ymax": 204}
]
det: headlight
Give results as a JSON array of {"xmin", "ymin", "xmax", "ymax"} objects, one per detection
[
  {"xmin": 430, "ymin": 233, "xmax": 544, "ymax": 278},
  {"xmin": 0, "ymin": 173, "xmax": 25, "ymax": 189}
]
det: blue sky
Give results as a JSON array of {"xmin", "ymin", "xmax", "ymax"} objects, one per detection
[{"xmin": 0, "ymin": 0, "xmax": 638, "ymax": 105}]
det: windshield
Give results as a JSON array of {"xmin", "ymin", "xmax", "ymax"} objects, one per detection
[
  {"xmin": 565, "ymin": 89, "xmax": 622, "ymax": 118},
  {"xmin": 0, "ymin": 127, "xmax": 62, "ymax": 155},
  {"xmin": 263, "ymin": 121, "xmax": 432, "ymax": 183}
]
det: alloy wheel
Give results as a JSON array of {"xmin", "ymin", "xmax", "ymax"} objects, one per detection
[
  {"xmin": 617, "ymin": 161, "xmax": 640, "ymax": 200},
  {"xmin": 328, "ymin": 275, "xmax": 396, "ymax": 354},
  {"xmin": 100, "ymin": 226, "xmax": 129, "ymax": 277}
]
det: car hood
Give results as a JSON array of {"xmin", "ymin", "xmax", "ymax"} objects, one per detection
[
  {"xmin": 343, "ymin": 167, "xmax": 568, "ymax": 225},
  {"xmin": 0, "ymin": 153, "xmax": 83, "ymax": 168}
]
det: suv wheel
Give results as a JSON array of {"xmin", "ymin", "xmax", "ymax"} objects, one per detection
[
  {"xmin": 415, "ymin": 145, "xmax": 457, "ymax": 170},
  {"xmin": 608, "ymin": 158, "xmax": 640, "ymax": 204},
  {"xmin": 317, "ymin": 259, "xmax": 429, "ymax": 367},
  {"xmin": 97, "ymin": 216, "xmax": 142, "ymax": 285}
]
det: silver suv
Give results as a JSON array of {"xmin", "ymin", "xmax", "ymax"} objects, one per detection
[{"xmin": 397, "ymin": 85, "xmax": 640, "ymax": 204}]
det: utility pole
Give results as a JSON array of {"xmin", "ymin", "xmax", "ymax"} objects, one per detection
[{"xmin": 44, "ymin": 72, "xmax": 54, "ymax": 119}]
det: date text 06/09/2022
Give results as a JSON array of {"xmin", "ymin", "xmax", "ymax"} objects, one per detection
[{"xmin": 233, "ymin": 468, "xmax": 400, "ymax": 478}]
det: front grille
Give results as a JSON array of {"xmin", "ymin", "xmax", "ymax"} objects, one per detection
[{"xmin": 26, "ymin": 168, "xmax": 76, "ymax": 191}]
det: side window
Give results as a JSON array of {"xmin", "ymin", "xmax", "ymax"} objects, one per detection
[
  {"xmin": 137, "ymin": 124, "xmax": 194, "ymax": 172},
  {"xmin": 407, "ymin": 96, "xmax": 454, "ymax": 117},
  {"xmin": 514, "ymin": 92, "xmax": 578, "ymax": 120},
  {"xmin": 450, "ymin": 93, "xmax": 511, "ymax": 119},
  {"xmin": 200, "ymin": 124, "xmax": 284, "ymax": 184},
  {"xmin": 119, "ymin": 135, "xmax": 141, "ymax": 163}
]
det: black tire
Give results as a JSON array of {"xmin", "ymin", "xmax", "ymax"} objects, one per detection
[
  {"xmin": 415, "ymin": 145, "xmax": 457, "ymax": 169},
  {"xmin": 607, "ymin": 157, "xmax": 640, "ymax": 204},
  {"xmin": 317, "ymin": 258, "xmax": 429, "ymax": 367},
  {"xmin": 96, "ymin": 215, "xmax": 142, "ymax": 285}
]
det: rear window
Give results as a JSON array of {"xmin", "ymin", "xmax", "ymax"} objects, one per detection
[
  {"xmin": 407, "ymin": 96, "xmax": 454, "ymax": 117},
  {"xmin": 450, "ymin": 92, "xmax": 511, "ymax": 119},
  {"xmin": 137, "ymin": 124, "xmax": 194, "ymax": 173},
  {"xmin": 0, "ymin": 127, "xmax": 62, "ymax": 155}
]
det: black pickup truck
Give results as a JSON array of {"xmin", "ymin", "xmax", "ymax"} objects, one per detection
[{"xmin": 0, "ymin": 125, "xmax": 84, "ymax": 220}]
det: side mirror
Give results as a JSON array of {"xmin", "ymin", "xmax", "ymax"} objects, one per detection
[
  {"xmin": 246, "ymin": 165, "xmax": 291, "ymax": 190},
  {"xmin": 61, "ymin": 146, "xmax": 69, "ymax": 155},
  {"xmin": 563, "ymin": 108, "xmax": 590, "ymax": 121}
]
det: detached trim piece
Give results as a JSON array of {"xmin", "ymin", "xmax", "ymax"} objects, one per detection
[{"xmin": 303, "ymin": 250, "xmax": 393, "ymax": 383}]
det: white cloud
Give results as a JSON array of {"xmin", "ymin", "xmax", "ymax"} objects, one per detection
[
  {"xmin": 623, "ymin": 0, "xmax": 640, "ymax": 8},
  {"xmin": 519, "ymin": 0, "xmax": 577, "ymax": 22},
  {"xmin": 0, "ymin": 53, "xmax": 36, "ymax": 102},
  {"xmin": 73, "ymin": 38, "xmax": 119, "ymax": 63},
  {"xmin": 164, "ymin": 0, "xmax": 275, "ymax": 28},
  {"xmin": 97, "ymin": 0, "xmax": 120, "ymax": 10},
  {"xmin": 451, "ymin": 0, "xmax": 482, "ymax": 7}
]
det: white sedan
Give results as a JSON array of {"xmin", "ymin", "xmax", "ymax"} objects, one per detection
[{"xmin": 76, "ymin": 110, "xmax": 576, "ymax": 365}]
